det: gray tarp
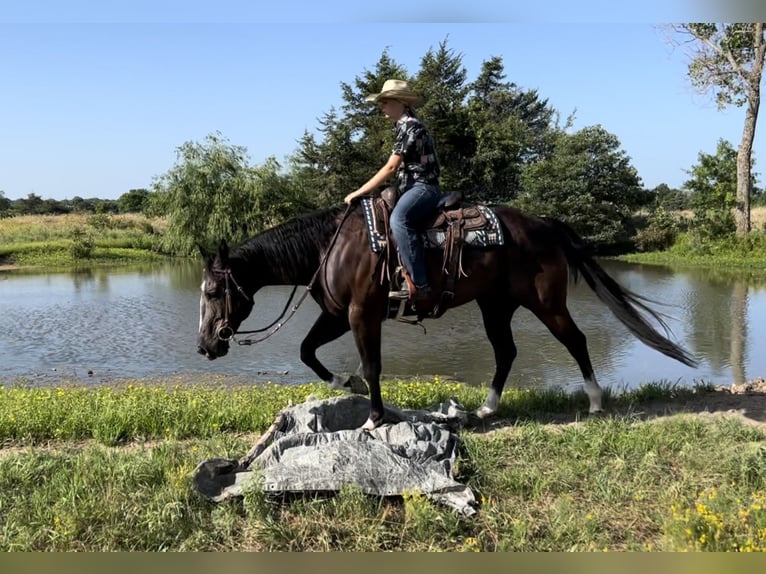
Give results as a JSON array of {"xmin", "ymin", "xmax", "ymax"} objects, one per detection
[{"xmin": 193, "ymin": 394, "xmax": 477, "ymax": 516}]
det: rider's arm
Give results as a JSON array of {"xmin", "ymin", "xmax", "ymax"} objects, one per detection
[{"xmin": 344, "ymin": 153, "xmax": 403, "ymax": 204}]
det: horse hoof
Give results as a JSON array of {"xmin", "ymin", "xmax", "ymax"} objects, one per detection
[
  {"xmin": 475, "ymin": 405, "xmax": 496, "ymax": 419},
  {"xmin": 345, "ymin": 375, "xmax": 369, "ymax": 395},
  {"xmin": 329, "ymin": 375, "xmax": 369, "ymax": 395}
]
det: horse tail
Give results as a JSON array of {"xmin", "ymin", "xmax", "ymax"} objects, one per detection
[{"xmin": 547, "ymin": 217, "xmax": 698, "ymax": 368}]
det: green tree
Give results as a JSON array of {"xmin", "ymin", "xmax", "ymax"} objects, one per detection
[
  {"xmin": 290, "ymin": 50, "xmax": 409, "ymax": 206},
  {"xmin": 519, "ymin": 125, "xmax": 645, "ymax": 247},
  {"xmin": 288, "ymin": 41, "xmax": 561, "ymax": 206},
  {"xmin": 672, "ymin": 23, "xmax": 766, "ymax": 235},
  {"xmin": 150, "ymin": 133, "xmax": 309, "ymax": 255},
  {"xmin": 17, "ymin": 193, "xmax": 45, "ymax": 215},
  {"xmin": 413, "ymin": 40, "xmax": 472, "ymax": 192},
  {"xmin": 70, "ymin": 196, "xmax": 95, "ymax": 213},
  {"xmin": 118, "ymin": 188, "xmax": 151, "ymax": 213},
  {"xmin": 684, "ymin": 138, "xmax": 738, "ymax": 238},
  {"xmin": 466, "ymin": 56, "xmax": 559, "ymax": 203},
  {"xmin": 651, "ymin": 183, "xmax": 690, "ymax": 211},
  {"xmin": 0, "ymin": 191, "xmax": 10, "ymax": 216}
]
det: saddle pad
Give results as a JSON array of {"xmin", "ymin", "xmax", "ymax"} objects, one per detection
[
  {"xmin": 424, "ymin": 205, "xmax": 505, "ymax": 249},
  {"xmin": 361, "ymin": 197, "xmax": 387, "ymax": 253},
  {"xmin": 361, "ymin": 198, "xmax": 505, "ymax": 254}
]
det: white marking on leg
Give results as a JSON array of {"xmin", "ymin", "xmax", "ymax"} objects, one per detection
[
  {"xmin": 476, "ymin": 389, "xmax": 500, "ymax": 419},
  {"xmin": 584, "ymin": 375, "xmax": 603, "ymax": 413}
]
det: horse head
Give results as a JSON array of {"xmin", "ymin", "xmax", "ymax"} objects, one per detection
[{"xmin": 196, "ymin": 239, "xmax": 255, "ymax": 359}]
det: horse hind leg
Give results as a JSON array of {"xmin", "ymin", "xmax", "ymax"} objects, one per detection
[
  {"xmin": 475, "ymin": 296, "xmax": 519, "ymax": 419},
  {"xmin": 533, "ymin": 308, "xmax": 603, "ymax": 413}
]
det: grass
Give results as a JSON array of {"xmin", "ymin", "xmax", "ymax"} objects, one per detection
[
  {"xmin": 621, "ymin": 231, "xmax": 766, "ymax": 269},
  {"xmin": 1, "ymin": 378, "xmax": 765, "ymax": 551},
  {"xmin": 623, "ymin": 206, "xmax": 766, "ymax": 269},
  {"xmin": 0, "ymin": 213, "xmax": 169, "ymax": 268}
]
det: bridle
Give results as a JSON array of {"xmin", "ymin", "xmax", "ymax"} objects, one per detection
[
  {"xmin": 210, "ymin": 203, "xmax": 355, "ymax": 346},
  {"xmin": 212, "ymin": 267, "xmax": 252, "ymax": 342}
]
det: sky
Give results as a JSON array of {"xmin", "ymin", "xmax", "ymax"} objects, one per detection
[{"xmin": 2, "ymin": 1, "xmax": 766, "ymax": 201}]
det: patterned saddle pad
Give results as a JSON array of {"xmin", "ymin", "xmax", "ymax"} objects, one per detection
[{"xmin": 361, "ymin": 197, "xmax": 504, "ymax": 254}]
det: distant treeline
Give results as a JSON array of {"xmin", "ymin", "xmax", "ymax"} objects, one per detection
[{"xmin": 0, "ymin": 188, "xmax": 150, "ymax": 217}]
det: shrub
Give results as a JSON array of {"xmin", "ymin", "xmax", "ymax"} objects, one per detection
[
  {"xmin": 634, "ymin": 207, "xmax": 678, "ymax": 252},
  {"xmin": 69, "ymin": 226, "xmax": 94, "ymax": 260}
]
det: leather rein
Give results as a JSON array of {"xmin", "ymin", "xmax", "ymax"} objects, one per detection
[{"xmin": 214, "ymin": 204, "xmax": 354, "ymax": 346}]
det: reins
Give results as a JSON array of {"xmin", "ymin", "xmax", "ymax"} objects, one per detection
[{"xmin": 222, "ymin": 203, "xmax": 354, "ymax": 346}]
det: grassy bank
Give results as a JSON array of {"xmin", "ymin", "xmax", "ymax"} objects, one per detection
[
  {"xmin": 623, "ymin": 206, "xmax": 766, "ymax": 269},
  {"xmin": 1, "ymin": 378, "xmax": 765, "ymax": 551},
  {"xmin": 0, "ymin": 213, "xmax": 169, "ymax": 268},
  {"xmin": 621, "ymin": 231, "xmax": 766, "ymax": 269}
]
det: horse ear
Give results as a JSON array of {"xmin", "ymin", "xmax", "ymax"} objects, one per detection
[{"xmin": 218, "ymin": 239, "xmax": 229, "ymax": 264}]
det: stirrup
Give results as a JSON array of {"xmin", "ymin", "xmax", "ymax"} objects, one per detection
[{"xmin": 388, "ymin": 289, "xmax": 410, "ymax": 300}]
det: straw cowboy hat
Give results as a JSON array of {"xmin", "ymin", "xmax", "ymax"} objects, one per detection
[{"xmin": 365, "ymin": 79, "xmax": 422, "ymax": 106}]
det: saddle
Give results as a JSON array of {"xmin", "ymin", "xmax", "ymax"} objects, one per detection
[{"xmin": 360, "ymin": 186, "xmax": 504, "ymax": 320}]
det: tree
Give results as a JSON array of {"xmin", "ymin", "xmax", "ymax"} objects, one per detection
[
  {"xmin": 413, "ymin": 40, "xmax": 472, "ymax": 192},
  {"xmin": 288, "ymin": 41, "xmax": 562, "ymax": 205},
  {"xmin": 150, "ymin": 133, "xmax": 310, "ymax": 255},
  {"xmin": 466, "ymin": 56, "xmax": 559, "ymax": 203},
  {"xmin": 684, "ymin": 138, "xmax": 739, "ymax": 237},
  {"xmin": 289, "ymin": 50, "xmax": 409, "ymax": 205},
  {"xmin": 672, "ymin": 23, "xmax": 766, "ymax": 235},
  {"xmin": 17, "ymin": 193, "xmax": 45, "ymax": 215},
  {"xmin": 0, "ymin": 191, "xmax": 10, "ymax": 216},
  {"xmin": 651, "ymin": 183, "xmax": 689, "ymax": 211},
  {"xmin": 70, "ymin": 196, "xmax": 95, "ymax": 213},
  {"xmin": 118, "ymin": 188, "xmax": 151, "ymax": 213},
  {"xmin": 519, "ymin": 125, "xmax": 645, "ymax": 248}
]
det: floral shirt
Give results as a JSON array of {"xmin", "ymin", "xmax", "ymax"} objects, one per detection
[{"xmin": 391, "ymin": 112, "xmax": 440, "ymax": 192}]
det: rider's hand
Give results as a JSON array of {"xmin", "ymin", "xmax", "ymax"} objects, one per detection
[{"xmin": 344, "ymin": 190, "xmax": 365, "ymax": 204}]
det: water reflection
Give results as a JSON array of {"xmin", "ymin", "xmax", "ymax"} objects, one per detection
[{"xmin": 1, "ymin": 259, "xmax": 765, "ymax": 390}]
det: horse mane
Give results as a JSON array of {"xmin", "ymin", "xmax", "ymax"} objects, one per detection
[{"xmin": 233, "ymin": 206, "xmax": 347, "ymax": 281}]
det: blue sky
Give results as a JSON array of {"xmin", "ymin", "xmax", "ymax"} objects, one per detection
[{"xmin": 2, "ymin": 3, "xmax": 765, "ymax": 201}]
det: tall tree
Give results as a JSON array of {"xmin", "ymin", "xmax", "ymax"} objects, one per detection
[
  {"xmin": 118, "ymin": 188, "xmax": 151, "ymax": 213},
  {"xmin": 684, "ymin": 138, "xmax": 739, "ymax": 237},
  {"xmin": 150, "ymin": 133, "xmax": 307, "ymax": 255},
  {"xmin": 0, "ymin": 191, "xmax": 10, "ymax": 215},
  {"xmin": 290, "ymin": 50, "xmax": 409, "ymax": 204},
  {"xmin": 673, "ymin": 23, "xmax": 766, "ymax": 235},
  {"xmin": 519, "ymin": 125, "xmax": 644, "ymax": 247},
  {"xmin": 413, "ymin": 40, "xmax": 472, "ymax": 191},
  {"xmin": 466, "ymin": 56, "xmax": 558, "ymax": 203}
]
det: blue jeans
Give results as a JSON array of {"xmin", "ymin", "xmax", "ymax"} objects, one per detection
[{"xmin": 390, "ymin": 181, "xmax": 441, "ymax": 290}]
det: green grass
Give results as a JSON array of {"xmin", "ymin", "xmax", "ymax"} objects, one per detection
[
  {"xmin": 622, "ymin": 230, "xmax": 766, "ymax": 269},
  {"xmin": 0, "ymin": 213, "xmax": 169, "ymax": 268},
  {"xmin": 1, "ymin": 378, "xmax": 765, "ymax": 551}
]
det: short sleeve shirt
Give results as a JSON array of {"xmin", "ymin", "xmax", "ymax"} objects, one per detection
[{"xmin": 391, "ymin": 112, "xmax": 440, "ymax": 192}]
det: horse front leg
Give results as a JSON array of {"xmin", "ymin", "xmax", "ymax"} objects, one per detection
[
  {"xmin": 476, "ymin": 295, "xmax": 518, "ymax": 419},
  {"xmin": 299, "ymin": 310, "xmax": 367, "ymax": 394},
  {"xmin": 348, "ymin": 302, "xmax": 384, "ymax": 430}
]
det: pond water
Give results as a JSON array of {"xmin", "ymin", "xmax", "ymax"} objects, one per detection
[{"xmin": 1, "ymin": 259, "xmax": 765, "ymax": 393}]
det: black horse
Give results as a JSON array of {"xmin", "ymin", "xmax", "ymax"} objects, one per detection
[{"xmin": 196, "ymin": 202, "xmax": 697, "ymax": 429}]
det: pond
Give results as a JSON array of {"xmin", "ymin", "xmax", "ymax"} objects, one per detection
[{"xmin": 1, "ymin": 259, "xmax": 765, "ymax": 393}]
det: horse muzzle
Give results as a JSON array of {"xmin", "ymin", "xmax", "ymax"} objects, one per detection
[{"xmin": 197, "ymin": 328, "xmax": 231, "ymax": 359}]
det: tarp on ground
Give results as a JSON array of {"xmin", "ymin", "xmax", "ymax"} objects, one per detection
[{"xmin": 193, "ymin": 394, "xmax": 477, "ymax": 516}]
